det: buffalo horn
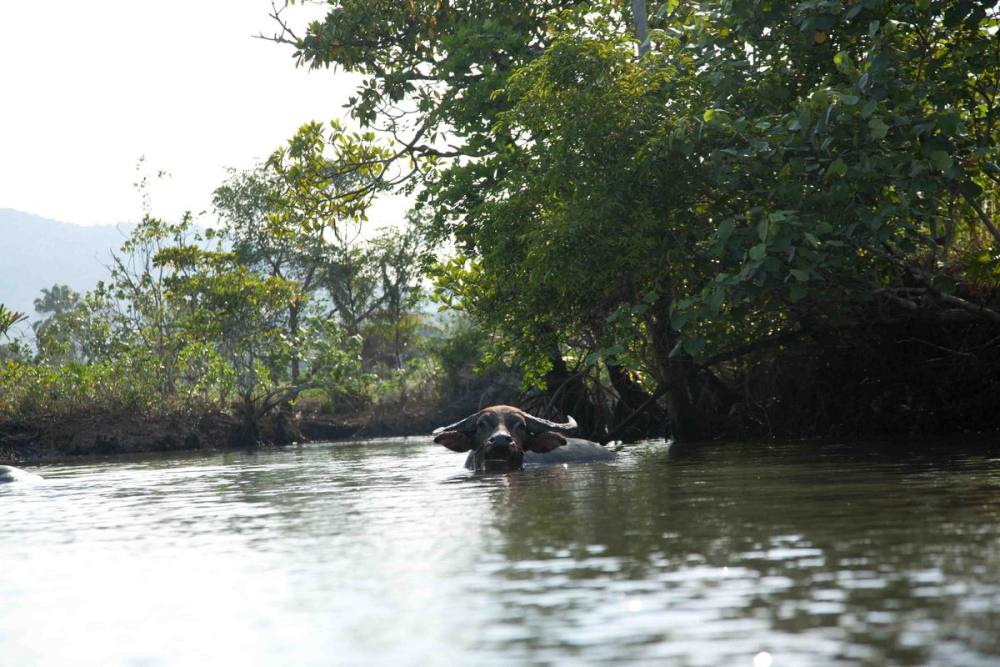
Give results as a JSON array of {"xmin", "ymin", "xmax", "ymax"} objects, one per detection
[
  {"xmin": 431, "ymin": 411, "xmax": 481, "ymax": 435},
  {"xmin": 524, "ymin": 412, "xmax": 577, "ymax": 434}
]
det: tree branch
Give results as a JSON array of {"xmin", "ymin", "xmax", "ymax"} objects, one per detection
[
  {"xmin": 604, "ymin": 383, "xmax": 667, "ymax": 443},
  {"xmin": 254, "ymin": 382, "xmax": 318, "ymax": 419},
  {"xmin": 960, "ymin": 189, "xmax": 1000, "ymax": 246}
]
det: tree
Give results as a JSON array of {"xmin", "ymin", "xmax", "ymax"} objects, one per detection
[
  {"xmin": 214, "ymin": 162, "xmax": 321, "ymax": 385},
  {"xmin": 0, "ymin": 305, "xmax": 27, "ymax": 339},
  {"xmin": 98, "ymin": 214, "xmax": 205, "ymax": 394},
  {"xmin": 269, "ymin": 1, "xmax": 586, "ymax": 178},
  {"xmin": 271, "ymin": 0, "xmax": 628, "ymax": 423},
  {"xmin": 33, "ymin": 284, "xmax": 81, "ymax": 320},
  {"xmin": 32, "ymin": 284, "xmax": 84, "ymax": 362},
  {"xmin": 214, "ymin": 120, "xmax": 392, "ymax": 383},
  {"xmin": 154, "ymin": 239, "xmax": 300, "ymax": 446},
  {"xmin": 279, "ymin": 0, "xmax": 1000, "ymax": 439},
  {"xmin": 366, "ymin": 223, "xmax": 429, "ymax": 370}
]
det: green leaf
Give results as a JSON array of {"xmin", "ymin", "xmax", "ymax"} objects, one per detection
[
  {"xmin": 756, "ymin": 218, "xmax": 769, "ymax": 243},
  {"xmin": 749, "ymin": 244, "xmax": 767, "ymax": 261},
  {"xmin": 703, "ymin": 108, "xmax": 729, "ymax": 124},
  {"xmin": 959, "ymin": 180, "xmax": 984, "ymax": 199},
  {"xmin": 707, "ymin": 288, "xmax": 724, "ymax": 314},
  {"xmin": 670, "ymin": 310, "xmax": 689, "ymax": 330},
  {"xmin": 826, "ymin": 158, "xmax": 848, "ymax": 177},
  {"xmin": 682, "ymin": 337, "xmax": 705, "ymax": 356},
  {"xmin": 868, "ymin": 117, "xmax": 889, "ymax": 140},
  {"xmin": 605, "ymin": 344, "xmax": 626, "ymax": 358},
  {"xmin": 930, "ymin": 150, "xmax": 953, "ymax": 172},
  {"xmin": 835, "ymin": 92, "xmax": 859, "ymax": 106},
  {"xmin": 833, "ymin": 52, "xmax": 855, "ymax": 75},
  {"xmin": 717, "ymin": 218, "xmax": 735, "ymax": 242}
]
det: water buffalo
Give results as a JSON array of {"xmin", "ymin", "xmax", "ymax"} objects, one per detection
[
  {"xmin": 0, "ymin": 465, "xmax": 43, "ymax": 484},
  {"xmin": 432, "ymin": 405, "xmax": 614, "ymax": 471}
]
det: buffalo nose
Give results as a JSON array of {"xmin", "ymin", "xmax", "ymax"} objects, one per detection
[{"xmin": 488, "ymin": 434, "xmax": 513, "ymax": 451}]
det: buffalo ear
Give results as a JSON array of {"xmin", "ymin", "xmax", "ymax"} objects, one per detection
[
  {"xmin": 525, "ymin": 431, "xmax": 567, "ymax": 453},
  {"xmin": 434, "ymin": 430, "xmax": 473, "ymax": 452}
]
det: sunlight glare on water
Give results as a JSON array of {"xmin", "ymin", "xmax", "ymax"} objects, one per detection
[{"xmin": 2, "ymin": 437, "xmax": 999, "ymax": 666}]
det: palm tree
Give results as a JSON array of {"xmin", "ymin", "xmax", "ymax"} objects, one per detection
[
  {"xmin": 0, "ymin": 304, "xmax": 27, "ymax": 339},
  {"xmin": 33, "ymin": 284, "xmax": 80, "ymax": 321}
]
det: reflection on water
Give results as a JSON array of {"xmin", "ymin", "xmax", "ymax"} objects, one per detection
[{"xmin": 2, "ymin": 438, "xmax": 999, "ymax": 666}]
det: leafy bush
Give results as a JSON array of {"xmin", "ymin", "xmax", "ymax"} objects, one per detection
[{"xmin": 0, "ymin": 354, "xmax": 175, "ymax": 420}]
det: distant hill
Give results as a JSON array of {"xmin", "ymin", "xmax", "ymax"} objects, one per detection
[{"xmin": 0, "ymin": 209, "xmax": 132, "ymax": 324}]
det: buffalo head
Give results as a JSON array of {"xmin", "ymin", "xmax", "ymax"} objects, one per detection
[{"xmin": 432, "ymin": 405, "xmax": 577, "ymax": 471}]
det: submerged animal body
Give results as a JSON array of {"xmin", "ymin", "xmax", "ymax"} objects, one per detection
[
  {"xmin": 432, "ymin": 405, "xmax": 614, "ymax": 471},
  {"xmin": 0, "ymin": 465, "xmax": 43, "ymax": 484},
  {"xmin": 523, "ymin": 437, "xmax": 615, "ymax": 466}
]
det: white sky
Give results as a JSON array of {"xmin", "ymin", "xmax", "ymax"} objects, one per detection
[{"xmin": 0, "ymin": 1, "xmax": 409, "ymax": 228}]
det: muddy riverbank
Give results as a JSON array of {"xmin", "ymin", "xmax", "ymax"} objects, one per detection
[{"xmin": 0, "ymin": 404, "xmax": 461, "ymax": 465}]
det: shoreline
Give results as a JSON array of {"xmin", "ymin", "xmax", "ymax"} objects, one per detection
[
  {"xmin": 0, "ymin": 410, "xmax": 236, "ymax": 466},
  {"xmin": 4, "ymin": 408, "xmax": 998, "ymax": 468},
  {"xmin": 0, "ymin": 408, "xmax": 451, "ymax": 466}
]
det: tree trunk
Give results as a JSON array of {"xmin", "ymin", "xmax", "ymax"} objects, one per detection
[
  {"xmin": 289, "ymin": 302, "xmax": 300, "ymax": 384},
  {"xmin": 664, "ymin": 356, "xmax": 705, "ymax": 442},
  {"xmin": 607, "ymin": 362, "xmax": 663, "ymax": 442},
  {"xmin": 632, "ymin": 0, "xmax": 650, "ymax": 58},
  {"xmin": 648, "ymin": 295, "xmax": 708, "ymax": 442},
  {"xmin": 539, "ymin": 331, "xmax": 601, "ymax": 438},
  {"xmin": 232, "ymin": 394, "xmax": 261, "ymax": 448}
]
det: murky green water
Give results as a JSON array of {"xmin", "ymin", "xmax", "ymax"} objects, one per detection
[{"xmin": 2, "ymin": 438, "xmax": 999, "ymax": 666}]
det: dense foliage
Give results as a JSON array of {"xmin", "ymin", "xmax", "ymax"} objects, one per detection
[
  {"xmin": 0, "ymin": 125, "xmax": 511, "ymax": 446},
  {"xmin": 279, "ymin": 0, "xmax": 1000, "ymax": 439},
  {"xmin": 4, "ymin": 2, "xmax": 998, "ymax": 450}
]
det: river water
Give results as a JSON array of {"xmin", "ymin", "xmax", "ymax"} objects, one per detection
[{"xmin": 1, "ymin": 437, "xmax": 999, "ymax": 666}]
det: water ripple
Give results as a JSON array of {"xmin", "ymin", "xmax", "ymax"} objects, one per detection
[{"xmin": 1, "ymin": 438, "xmax": 999, "ymax": 665}]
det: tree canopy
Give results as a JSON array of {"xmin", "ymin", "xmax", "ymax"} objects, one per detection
[
  {"xmin": 5, "ymin": 1, "xmax": 999, "ymax": 448},
  {"xmin": 276, "ymin": 0, "xmax": 1000, "ymax": 438}
]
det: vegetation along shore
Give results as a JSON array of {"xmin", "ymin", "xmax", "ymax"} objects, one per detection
[{"xmin": 3, "ymin": 1, "xmax": 1000, "ymax": 463}]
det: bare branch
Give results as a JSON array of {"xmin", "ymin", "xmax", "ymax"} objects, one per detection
[
  {"xmin": 258, "ymin": 1, "xmax": 301, "ymax": 46},
  {"xmin": 605, "ymin": 383, "xmax": 668, "ymax": 443},
  {"xmin": 254, "ymin": 382, "xmax": 319, "ymax": 418},
  {"xmin": 935, "ymin": 291, "xmax": 1000, "ymax": 325}
]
